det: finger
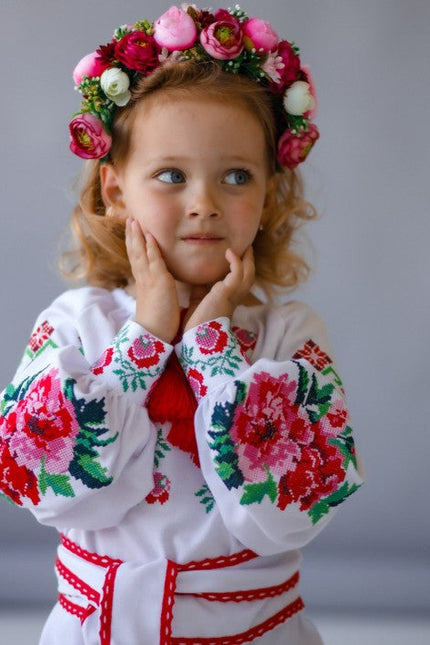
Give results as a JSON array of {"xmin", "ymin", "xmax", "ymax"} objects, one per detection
[
  {"xmin": 241, "ymin": 246, "xmax": 255, "ymax": 289},
  {"xmin": 126, "ymin": 219, "xmax": 150, "ymax": 278},
  {"xmin": 223, "ymin": 248, "xmax": 243, "ymax": 289}
]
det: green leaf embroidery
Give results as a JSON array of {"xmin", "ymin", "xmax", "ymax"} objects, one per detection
[
  {"xmin": 195, "ymin": 483, "xmax": 215, "ymax": 514},
  {"xmin": 240, "ymin": 469, "xmax": 277, "ymax": 505}
]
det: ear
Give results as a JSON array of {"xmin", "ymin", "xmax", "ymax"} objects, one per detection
[{"xmin": 99, "ymin": 163, "xmax": 127, "ymax": 216}]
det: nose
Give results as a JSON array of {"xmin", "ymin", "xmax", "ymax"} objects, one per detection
[{"xmin": 186, "ymin": 182, "xmax": 221, "ymax": 219}]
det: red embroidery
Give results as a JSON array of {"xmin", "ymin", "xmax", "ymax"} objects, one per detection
[
  {"xmin": 127, "ymin": 335, "xmax": 166, "ymax": 368},
  {"xmin": 145, "ymin": 471, "xmax": 171, "ymax": 505},
  {"xmin": 187, "ymin": 367, "xmax": 208, "ymax": 399},
  {"xmin": 160, "ymin": 561, "xmax": 179, "ymax": 645},
  {"xmin": 92, "ymin": 347, "xmax": 114, "ymax": 375},
  {"xmin": 56, "ymin": 558, "xmax": 100, "ymax": 604},
  {"xmin": 170, "ymin": 597, "xmax": 305, "ymax": 644},
  {"xmin": 61, "ymin": 534, "xmax": 122, "ymax": 568},
  {"xmin": 58, "ymin": 593, "xmax": 96, "ymax": 625},
  {"xmin": 28, "ymin": 321, "xmax": 54, "ymax": 353},
  {"xmin": 195, "ymin": 321, "xmax": 228, "ymax": 355},
  {"xmin": 178, "ymin": 548, "xmax": 257, "ymax": 572},
  {"xmin": 292, "ymin": 339, "xmax": 332, "ymax": 371},
  {"xmin": 99, "ymin": 561, "xmax": 122, "ymax": 645},
  {"xmin": 232, "ymin": 326, "xmax": 257, "ymax": 356},
  {"xmin": 192, "ymin": 571, "xmax": 299, "ymax": 602}
]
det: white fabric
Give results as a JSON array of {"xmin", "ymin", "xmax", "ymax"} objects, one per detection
[{"xmin": 0, "ymin": 286, "xmax": 363, "ymax": 643}]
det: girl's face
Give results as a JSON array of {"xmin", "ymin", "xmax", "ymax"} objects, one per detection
[{"xmin": 102, "ymin": 94, "xmax": 272, "ymax": 287}]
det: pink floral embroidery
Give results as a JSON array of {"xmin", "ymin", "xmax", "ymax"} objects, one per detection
[
  {"xmin": 91, "ymin": 347, "xmax": 114, "ymax": 375},
  {"xmin": 292, "ymin": 339, "xmax": 331, "ymax": 371},
  {"xmin": 195, "ymin": 321, "xmax": 228, "ymax": 355},
  {"xmin": 230, "ymin": 371, "xmax": 311, "ymax": 482},
  {"xmin": 187, "ymin": 368, "xmax": 208, "ymax": 399},
  {"xmin": 145, "ymin": 471, "xmax": 171, "ymax": 505},
  {"xmin": 127, "ymin": 335, "xmax": 165, "ymax": 368},
  {"xmin": 0, "ymin": 369, "xmax": 80, "ymax": 474},
  {"xmin": 28, "ymin": 321, "xmax": 54, "ymax": 353}
]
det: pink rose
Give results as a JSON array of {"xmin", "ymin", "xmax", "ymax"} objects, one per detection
[
  {"xmin": 243, "ymin": 17, "xmax": 278, "ymax": 52},
  {"xmin": 200, "ymin": 17, "xmax": 244, "ymax": 60},
  {"xmin": 115, "ymin": 31, "xmax": 160, "ymax": 73},
  {"xmin": 73, "ymin": 52, "xmax": 110, "ymax": 86},
  {"xmin": 269, "ymin": 40, "xmax": 301, "ymax": 93},
  {"xmin": 277, "ymin": 123, "xmax": 320, "ymax": 170},
  {"xmin": 153, "ymin": 6, "xmax": 198, "ymax": 51},
  {"xmin": 69, "ymin": 113, "xmax": 112, "ymax": 160}
]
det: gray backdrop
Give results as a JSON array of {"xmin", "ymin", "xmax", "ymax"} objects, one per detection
[{"xmin": 1, "ymin": 0, "xmax": 429, "ymax": 613}]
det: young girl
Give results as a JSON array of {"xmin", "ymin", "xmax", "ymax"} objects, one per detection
[{"xmin": 0, "ymin": 5, "xmax": 363, "ymax": 643}]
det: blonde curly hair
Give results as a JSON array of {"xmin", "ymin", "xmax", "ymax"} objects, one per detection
[{"xmin": 61, "ymin": 61, "xmax": 316, "ymax": 298}]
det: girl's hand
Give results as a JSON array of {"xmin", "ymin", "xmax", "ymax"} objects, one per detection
[
  {"xmin": 125, "ymin": 219, "xmax": 180, "ymax": 343},
  {"xmin": 183, "ymin": 246, "xmax": 255, "ymax": 332}
]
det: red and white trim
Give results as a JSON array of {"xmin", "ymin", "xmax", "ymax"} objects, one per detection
[{"xmin": 57, "ymin": 536, "xmax": 304, "ymax": 644}]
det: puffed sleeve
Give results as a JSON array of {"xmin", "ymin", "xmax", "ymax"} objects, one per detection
[
  {"xmin": 0, "ymin": 289, "xmax": 173, "ymax": 530},
  {"xmin": 176, "ymin": 307, "xmax": 364, "ymax": 555}
]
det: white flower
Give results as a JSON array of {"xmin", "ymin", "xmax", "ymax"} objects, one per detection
[
  {"xmin": 283, "ymin": 81, "xmax": 315, "ymax": 116},
  {"xmin": 100, "ymin": 68, "xmax": 131, "ymax": 107}
]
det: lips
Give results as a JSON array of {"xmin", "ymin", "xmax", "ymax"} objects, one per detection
[{"xmin": 181, "ymin": 233, "xmax": 224, "ymax": 242}]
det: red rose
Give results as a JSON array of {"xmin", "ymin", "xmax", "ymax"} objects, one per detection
[
  {"xmin": 115, "ymin": 31, "xmax": 161, "ymax": 74},
  {"xmin": 127, "ymin": 335, "xmax": 165, "ymax": 368},
  {"xmin": 195, "ymin": 321, "xmax": 228, "ymax": 355}
]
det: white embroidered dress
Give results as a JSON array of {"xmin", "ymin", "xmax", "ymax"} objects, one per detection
[{"xmin": 0, "ymin": 287, "xmax": 363, "ymax": 644}]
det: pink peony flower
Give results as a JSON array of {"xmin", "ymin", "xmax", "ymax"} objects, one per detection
[
  {"xmin": 115, "ymin": 31, "xmax": 160, "ymax": 74},
  {"xmin": 269, "ymin": 40, "xmax": 301, "ymax": 93},
  {"xmin": 277, "ymin": 123, "xmax": 319, "ymax": 170},
  {"xmin": 69, "ymin": 113, "xmax": 112, "ymax": 160},
  {"xmin": 153, "ymin": 6, "xmax": 198, "ymax": 51},
  {"xmin": 242, "ymin": 17, "xmax": 278, "ymax": 52},
  {"xmin": 200, "ymin": 17, "xmax": 244, "ymax": 60},
  {"xmin": 73, "ymin": 52, "xmax": 110, "ymax": 86}
]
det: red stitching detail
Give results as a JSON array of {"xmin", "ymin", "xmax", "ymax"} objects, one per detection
[
  {"xmin": 191, "ymin": 571, "xmax": 300, "ymax": 603},
  {"xmin": 58, "ymin": 594, "xmax": 96, "ymax": 625},
  {"xmin": 178, "ymin": 549, "xmax": 257, "ymax": 572},
  {"xmin": 56, "ymin": 558, "xmax": 100, "ymax": 604},
  {"xmin": 160, "ymin": 561, "xmax": 178, "ymax": 645},
  {"xmin": 171, "ymin": 596, "xmax": 305, "ymax": 644},
  {"xmin": 61, "ymin": 534, "xmax": 122, "ymax": 568},
  {"xmin": 99, "ymin": 561, "xmax": 121, "ymax": 645}
]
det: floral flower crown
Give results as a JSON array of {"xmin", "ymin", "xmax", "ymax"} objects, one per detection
[{"xmin": 69, "ymin": 4, "xmax": 319, "ymax": 170}]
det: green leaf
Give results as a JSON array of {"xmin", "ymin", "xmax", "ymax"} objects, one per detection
[
  {"xmin": 44, "ymin": 473, "xmax": 75, "ymax": 498},
  {"xmin": 240, "ymin": 471, "xmax": 277, "ymax": 506}
]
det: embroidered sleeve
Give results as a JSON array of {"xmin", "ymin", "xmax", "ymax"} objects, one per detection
[
  {"xmin": 0, "ymin": 308, "xmax": 172, "ymax": 530},
  {"xmin": 176, "ymin": 317, "xmax": 250, "ymax": 399},
  {"xmin": 181, "ymin": 319, "xmax": 363, "ymax": 554}
]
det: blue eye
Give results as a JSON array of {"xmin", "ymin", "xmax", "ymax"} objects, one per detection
[
  {"xmin": 224, "ymin": 169, "xmax": 252, "ymax": 185},
  {"xmin": 156, "ymin": 169, "xmax": 185, "ymax": 184}
]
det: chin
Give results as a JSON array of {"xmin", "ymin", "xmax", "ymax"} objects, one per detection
[{"xmin": 170, "ymin": 263, "xmax": 229, "ymax": 287}]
